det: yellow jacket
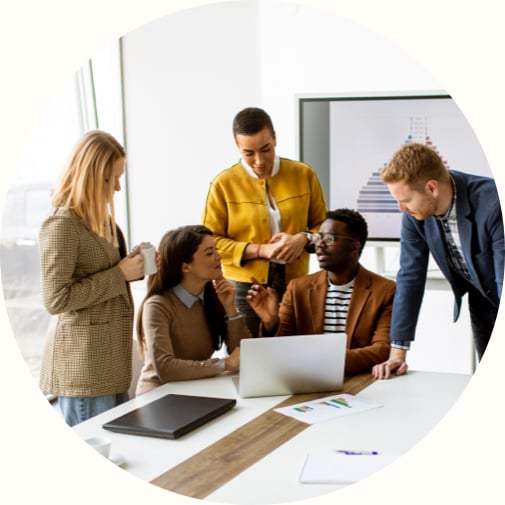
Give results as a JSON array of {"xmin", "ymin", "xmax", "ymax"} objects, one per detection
[{"xmin": 202, "ymin": 158, "xmax": 327, "ymax": 284}]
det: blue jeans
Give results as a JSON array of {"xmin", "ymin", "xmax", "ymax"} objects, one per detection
[{"xmin": 58, "ymin": 392, "xmax": 129, "ymax": 427}]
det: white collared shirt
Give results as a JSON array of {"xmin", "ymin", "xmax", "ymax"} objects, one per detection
[
  {"xmin": 240, "ymin": 156, "xmax": 282, "ymax": 237},
  {"xmin": 240, "ymin": 155, "xmax": 280, "ymax": 179}
]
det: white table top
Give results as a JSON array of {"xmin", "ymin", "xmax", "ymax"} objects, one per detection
[
  {"xmin": 73, "ymin": 370, "xmax": 470, "ymax": 504},
  {"xmin": 73, "ymin": 373, "xmax": 287, "ymax": 482},
  {"xmin": 207, "ymin": 370, "xmax": 470, "ymax": 504}
]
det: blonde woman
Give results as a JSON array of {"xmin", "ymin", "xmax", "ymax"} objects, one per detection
[{"xmin": 39, "ymin": 130, "xmax": 145, "ymax": 426}]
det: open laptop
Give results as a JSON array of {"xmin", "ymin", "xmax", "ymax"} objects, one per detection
[
  {"xmin": 102, "ymin": 394, "xmax": 236, "ymax": 439},
  {"xmin": 238, "ymin": 333, "xmax": 347, "ymax": 398}
]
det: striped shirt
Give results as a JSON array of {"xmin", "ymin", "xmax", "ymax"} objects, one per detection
[{"xmin": 323, "ymin": 278, "xmax": 355, "ymax": 333}]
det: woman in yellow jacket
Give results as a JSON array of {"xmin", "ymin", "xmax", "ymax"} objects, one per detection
[{"xmin": 202, "ymin": 107, "xmax": 327, "ymax": 336}]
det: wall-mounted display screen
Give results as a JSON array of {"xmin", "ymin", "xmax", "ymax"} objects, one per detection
[{"xmin": 298, "ymin": 93, "xmax": 494, "ymax": 241}]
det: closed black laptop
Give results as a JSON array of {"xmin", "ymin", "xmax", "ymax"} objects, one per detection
[{"xmin": 102, "ymin": 394, "xmax": 236, "ymax": 439}]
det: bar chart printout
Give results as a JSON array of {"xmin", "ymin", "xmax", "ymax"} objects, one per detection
[{"xmin": 274, "ymin": 393, "xmax": 382, "ymax": 424}]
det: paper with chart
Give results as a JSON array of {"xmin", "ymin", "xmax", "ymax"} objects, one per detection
[{"xmin": 274, "ymin": 393, "xmax": 382, "ymax": 424}]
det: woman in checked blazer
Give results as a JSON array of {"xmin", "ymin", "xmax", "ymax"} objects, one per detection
[{"xmin": 39, "ymin": 130, "xmax": 145, "ymax": 426}]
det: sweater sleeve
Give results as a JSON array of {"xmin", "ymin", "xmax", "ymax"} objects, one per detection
[
  {"xmin": 224, "ymin": 314, "xmax": 252, "ymax": 353},
  {"xmin": 202, "ymin": 177, "xmax": 249, "ymax": 267}
]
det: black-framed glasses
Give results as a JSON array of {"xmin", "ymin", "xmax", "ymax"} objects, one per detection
[{"xmin": 309, "ymin": 232, "xmax": 356, "ymax": 246}]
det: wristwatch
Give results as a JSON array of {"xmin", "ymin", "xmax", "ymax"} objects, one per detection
[{"xmin": 302, "ymin": 231, "xmax": 313, "ymax": 244}]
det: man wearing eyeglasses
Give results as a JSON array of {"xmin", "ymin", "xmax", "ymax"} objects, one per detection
[
  {"xmin": 246, "ymin": 208, "xmax": 396, "ymax": 376},
  {"xmin": 372, "ymin": 143, "xmax": 503, "ymax": 380}
]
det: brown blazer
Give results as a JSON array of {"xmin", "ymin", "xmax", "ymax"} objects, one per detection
[
  {"xmin": 277, "ymin": 266, "xmax": 395, "ymax": 375},
  {"xmin": 38, "ymin": 209, "xmax": 134, "ymax": 397}
]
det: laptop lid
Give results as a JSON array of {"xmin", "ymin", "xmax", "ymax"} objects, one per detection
[
  {"xmin": 102, "ymin": 394, "xmax": 236, "ymax": 439},
  {"xmin": 239, "ymin": 333, "xmax": 346, "ymax": 398}
]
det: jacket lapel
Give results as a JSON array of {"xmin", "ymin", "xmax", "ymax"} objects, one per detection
[
  {"xmin": 345, "ymin": 266, "xmax": 370, "ymax": 344},
  {"xmin": 307, "ymin": 270, "xmax": 328, "ymax": 333},
  {"xmin": 453, "ymin": 172, "xmax": 482, "ymax": 291}
]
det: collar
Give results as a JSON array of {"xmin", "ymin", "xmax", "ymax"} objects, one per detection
[
  {"xmin": 240, "ymin": 155, "xmax": 280, "ymax": 179},
  {"xmin": 173, "ymin": 284, "xmax": 205, "ymax": 308},
  {"xmin": 327, "ymin": 273, "xmax": 356, "ymax": 289},
  {"xmin": 435, "ymin": 175, "xmax": 457, "ymax": 221}
]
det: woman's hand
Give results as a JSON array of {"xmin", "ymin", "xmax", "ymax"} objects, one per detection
[
  {"xmin": 224, "ymin": 346, "xmax": 240, "ymax": 372},
  {"xmin": 213, "ymin": 272, "xmax": 237, "ymax": 314},
  {"xmin": 118, "ymin": 247, "xmax": 145, "ymax": 281},
  {"xmin": 267, "ymin": 232, "xmax": 308, "ymax": 264}
]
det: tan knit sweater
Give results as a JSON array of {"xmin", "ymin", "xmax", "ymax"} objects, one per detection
[{"xmin": 136, "ymin": 289, "xmax": 250, "ymax": 395}]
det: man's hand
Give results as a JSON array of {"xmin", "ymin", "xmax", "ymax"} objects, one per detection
[
  {"xmin": 372, "ymin": 348, "xmax": 408, "ymax": 379},
  {"xmin": 245, "ymin": 276, "xmax": 279, "ymax": 331}
]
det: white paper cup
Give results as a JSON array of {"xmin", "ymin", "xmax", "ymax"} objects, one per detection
[
  {"xmin": 140, "ymin": 242, "xmax": 158, "ymax": 275},
  {"xmin": 85, "ymin": 436, "xmax": 111, "ymax": 458}
]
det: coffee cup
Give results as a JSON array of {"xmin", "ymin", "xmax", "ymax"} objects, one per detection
[
  {"xmin": 85, "ymin": 436, "xmax": 111, "ymax": 458},
  {"xmin": 140, "ymin": 242, "xmax": 158, "ymax": 275}
]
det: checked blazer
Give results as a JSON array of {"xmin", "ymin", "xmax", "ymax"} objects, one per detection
[{"xmin": 38, "ymin": 208, "xmax": 134, "ymax": 397}]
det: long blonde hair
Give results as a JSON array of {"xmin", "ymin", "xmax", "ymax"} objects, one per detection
[{"xmin": 51, "ymin": 130, "xmax": 126, "ymax": 245}]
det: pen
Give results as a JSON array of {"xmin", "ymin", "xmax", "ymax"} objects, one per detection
[{"xmin": 336, "ymin": 450, "xmax": 378, "ymax": 455}]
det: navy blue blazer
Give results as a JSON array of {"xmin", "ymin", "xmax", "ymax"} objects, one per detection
[{"xmin": 391, "ymin": 170, "xmax": 504, "ymax": 343}]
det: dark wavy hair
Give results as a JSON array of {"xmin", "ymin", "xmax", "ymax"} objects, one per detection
[{"xmin": 136, "ymin": 225, "xmax": 226, "ymax": 356}]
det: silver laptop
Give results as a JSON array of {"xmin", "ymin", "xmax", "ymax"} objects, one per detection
[{"xmin": 238, "ymin": 333, "xmax": 346, "ymax": 398}]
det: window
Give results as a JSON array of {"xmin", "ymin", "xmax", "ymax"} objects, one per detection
[{"xmin": 0, "ymin": 41, "xmax": 126, "ymax": 385}]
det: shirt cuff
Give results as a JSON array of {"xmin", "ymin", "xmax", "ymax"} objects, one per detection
[{"xmin": 391, "ymin": 340, "xmax": 411, "ymax": 350}]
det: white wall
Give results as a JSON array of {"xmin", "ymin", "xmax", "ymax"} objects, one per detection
[
  {"xmin": 122, "ymin": 0, "xmax": 442, "ymax": 245},
  {"xmin": 122, "ymin": 1, "xmax": 262, "ymax": 245},
  {"xmin": 121, "ymin": 0, "xmax": 473, "ymax": 373}
]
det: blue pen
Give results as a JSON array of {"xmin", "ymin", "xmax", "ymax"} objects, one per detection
[{"xmin": 336, "ymin": 450, "xmax": 378, "ymax": 455}]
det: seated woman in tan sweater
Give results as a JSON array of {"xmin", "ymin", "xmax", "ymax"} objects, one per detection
[{"xmin": 135, "ymin": 225, "xmax": 251, "ymax": 396}]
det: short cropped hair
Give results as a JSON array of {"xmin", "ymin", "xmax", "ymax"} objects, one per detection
[
  {"xmin": 325, "ymin": 208, "xmax": 368, "ymax": 254},
  {"xmin": 232, "ymin": 107, "xmax": 275, "ymax": 138},
  {"xmin": 381, "ymin": 143, "xmax": 449, "ymax": 191}
]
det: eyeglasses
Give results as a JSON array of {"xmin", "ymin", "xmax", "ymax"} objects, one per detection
[{"xmin": 309, "ymin": 232, "xmax": 356, "ymax": 246}]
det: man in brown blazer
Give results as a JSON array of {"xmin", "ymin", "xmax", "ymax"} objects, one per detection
[{"xmin": 246, "ymin": 209, "xmax": 395, "ymax": 376}]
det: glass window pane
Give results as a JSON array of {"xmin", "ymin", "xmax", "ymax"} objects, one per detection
[{"xmin": 1, "ymin": 77, "xmax": 81, "ymax": 383}]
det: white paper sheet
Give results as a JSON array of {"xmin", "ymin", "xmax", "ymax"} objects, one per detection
[{"xmin": 299, "ymin": 451, "xmax": 400, "ymax": 484}]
